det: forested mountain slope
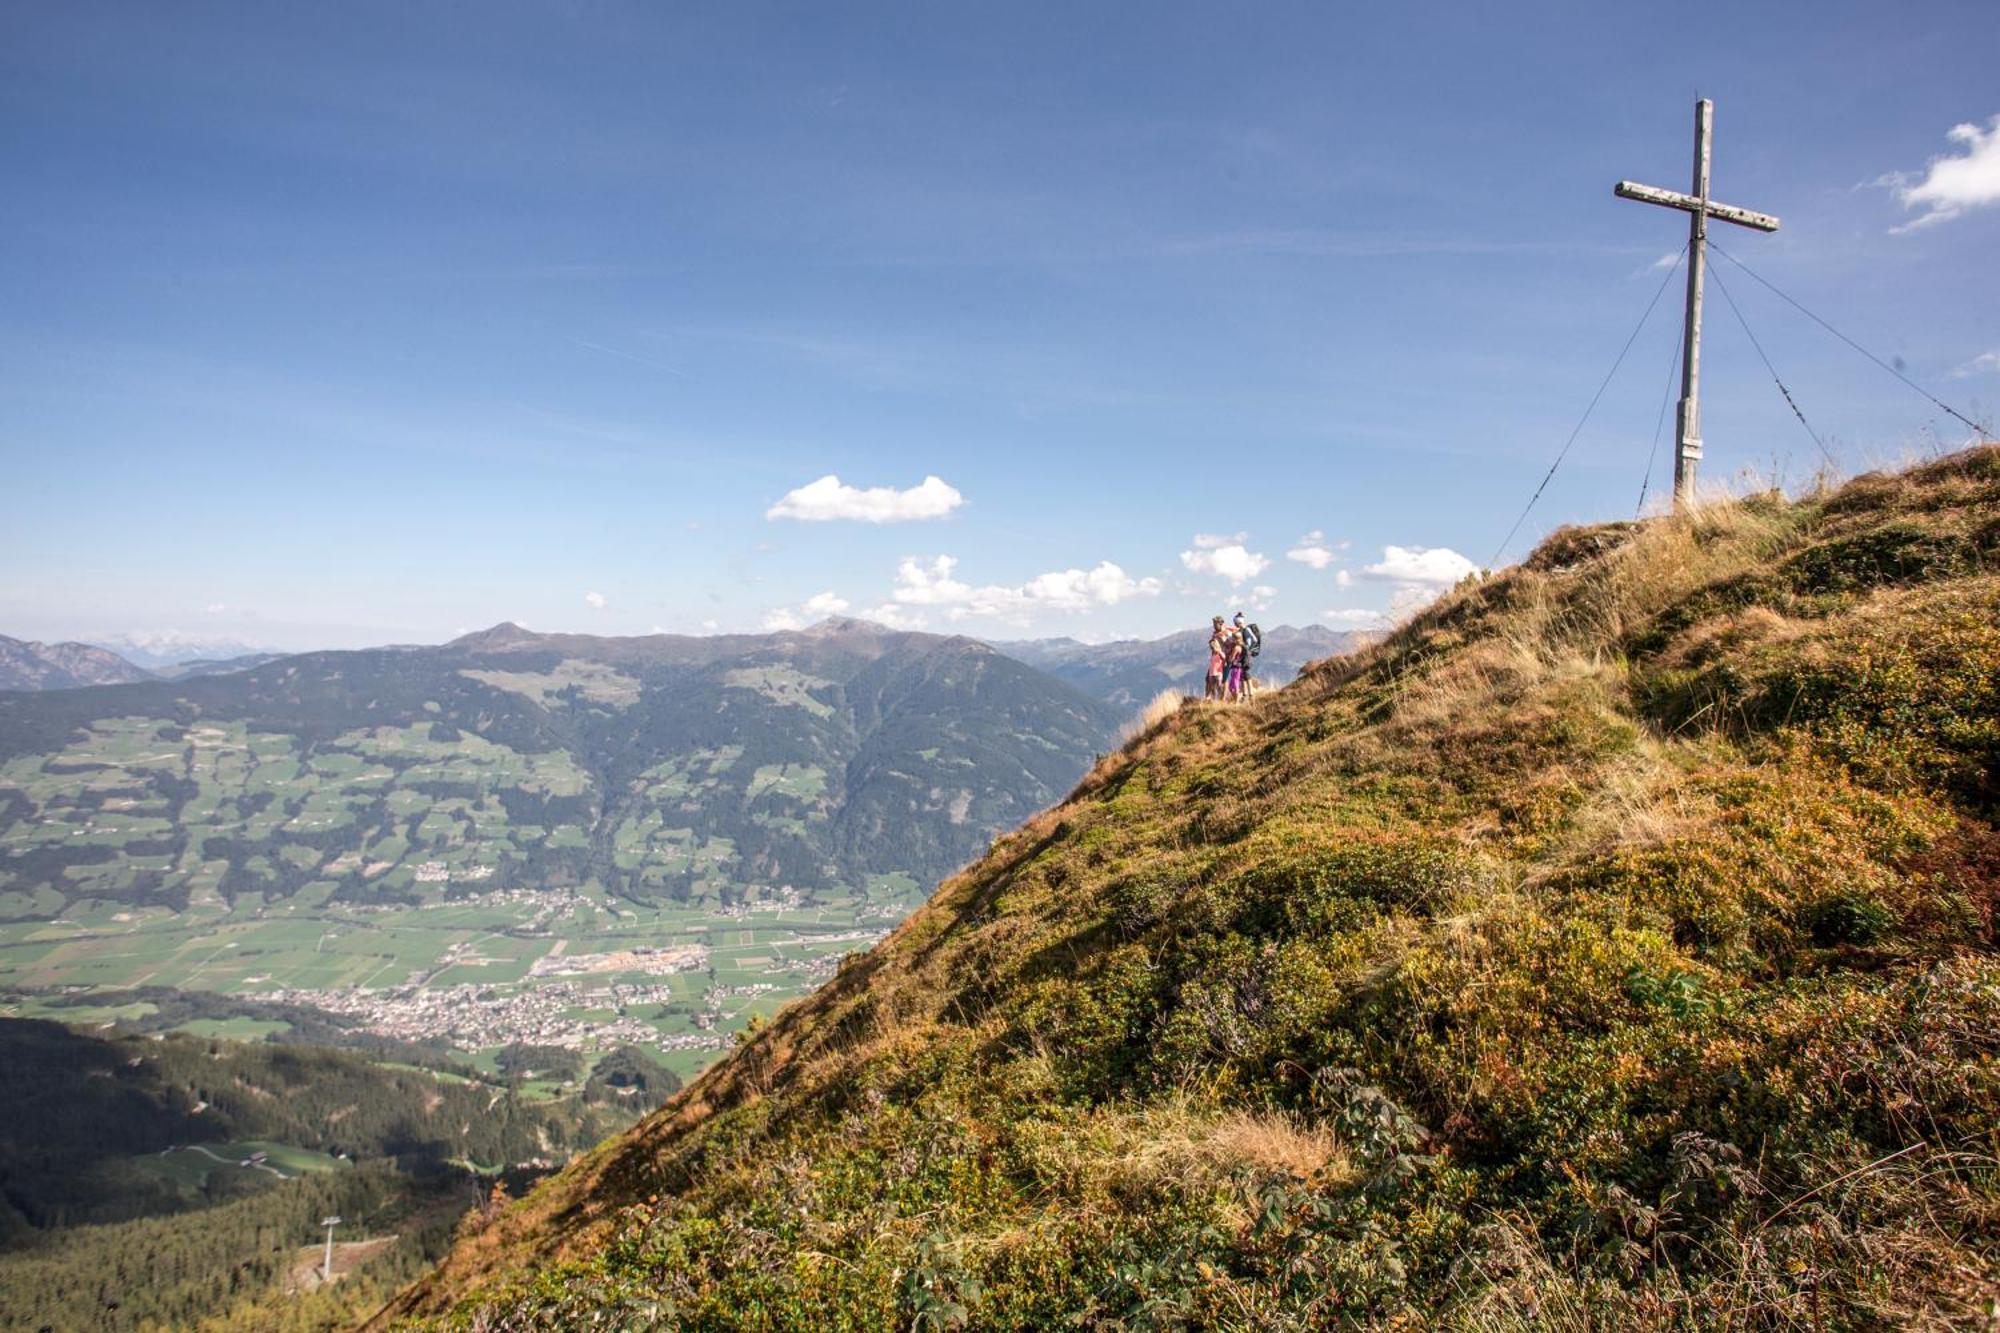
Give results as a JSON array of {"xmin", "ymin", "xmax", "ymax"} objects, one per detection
[
  {"xmin": 0, "ymin": 1018, "xmax": 635, "ymax": 1240},
  {"xmin": 0, "ymin": 620, "xmax": 1115, "ymax": 919},
  {"xmin": 0, "ymin": 1017, "xmax": 663, "ymax": 1333},
  {"xmin": 379, "ymin": 449, "xmax": 2000, "ymax": 1329}
]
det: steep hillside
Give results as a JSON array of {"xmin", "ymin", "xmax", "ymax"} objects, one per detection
[
  {"xmin": 0, "ymin": 633, "xmax": 152, "ymax": 690},
  {"xmin": 999, "ymin": 624, "xmax": 1361, "ymax": 708},
  {"xmin": 379, "ymin": 450, "xmax": 2000, "ymax": 1329}
]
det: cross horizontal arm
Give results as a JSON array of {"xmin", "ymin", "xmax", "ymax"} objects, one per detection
[{"xmin": 1614, "ymin": 180, "xmax": 1779, "ymax": 231}]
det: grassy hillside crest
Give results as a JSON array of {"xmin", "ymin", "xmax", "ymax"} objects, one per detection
[{"xmin": 376, "ymin": 449, "xmax": 2000, "ymax": 1329}]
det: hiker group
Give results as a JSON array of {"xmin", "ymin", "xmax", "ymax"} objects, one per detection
[{"xmin": 1205, "ymin": 613, "xmax": 1261, "ymax": 703}]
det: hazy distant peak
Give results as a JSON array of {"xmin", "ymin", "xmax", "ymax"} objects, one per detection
[
  {"xmin": 90, "ymin": 629, "xmax": 270, "ymax": 668},
  {"xmin": 0, "ymin": 634, "xmax": 154, "ymax": 690},
  {"xmin": 447, "ymin": 622, "xmax": 546, "ymax": 652},
  {"xmin": 799, "ymin": 616, "xmax": 908, "ymax": 638}
]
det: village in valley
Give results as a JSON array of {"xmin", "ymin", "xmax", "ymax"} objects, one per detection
[
  {"xmin": 239, "ymin": 885, "xmax": 878, "ymax": 1055},
  {"xmin": 0, "ymin": 876, "xmax": 912, "ymax": 1079}
]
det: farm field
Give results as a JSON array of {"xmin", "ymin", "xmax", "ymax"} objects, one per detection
[
  {"xmin": 0, "ymin": 876, "xmax": 921, "ymax": 1074},
  {"xmin": 139, "ymin": 1140, "xmax": 347, "ymax": 1190}
]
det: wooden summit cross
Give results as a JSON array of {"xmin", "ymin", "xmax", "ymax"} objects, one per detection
[{"xmin": 1617, "ymin": 99, "xmax": 1779, "ymax": 510}]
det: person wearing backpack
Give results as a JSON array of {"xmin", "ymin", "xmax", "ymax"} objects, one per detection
[
  {"xmin": 1232, "ymin": 613, "xmax": 1263, "ymax": 701},
  {"xmin": 1219, "ymin": 618, "xmax": 1244, "ymax": 702}
]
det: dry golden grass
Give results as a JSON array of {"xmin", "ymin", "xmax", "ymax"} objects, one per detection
[
  {"xmin": 1202, "ymin": 1109, "xmax": 1347, "ymax": 1182},
  {"xmin": 1089, "ymin": 1097, "xmax": 1352, "ymax": 1213},
  {"xmin": 1558, "ymin": 736, "xmax": 1693, "ymax": 857},
  {"xmin": 1120, "ymin": 686, "xmax": 1188, "ymax": 745},
  {"xmin": 1496, "ymin": 490, "xmax": 1802, "ymax": 668}
]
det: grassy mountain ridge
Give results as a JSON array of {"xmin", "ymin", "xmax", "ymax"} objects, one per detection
[{"xmin": 379, "ymin": 448, "xmax": 2000, "ymax": 1328}]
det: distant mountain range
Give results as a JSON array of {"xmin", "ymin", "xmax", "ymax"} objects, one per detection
[
  {"xmin": 91, "ymin": 630, "xmax": 272, "ymax": 670},
  {"xmin": 994, "ymin": 623, "xmax": 1364, "ymax": 709},
  {"xmin": 0, "ymin": 615, "xmax": 1367, "ymax": 926},
  {"xmin": 1, "ymin": 622, "xmax": 1366, "ymax": 705},
  {"xmin": 0, "ymin": 635, "xmax": 281, "ymax": 691},
  {"xmin": 0, "ymin": 635, "xmax": 155, "ymax": 690},
  {"xmin": 0, "ymin": 619, "xmax": 1118, "ymax": 918}
]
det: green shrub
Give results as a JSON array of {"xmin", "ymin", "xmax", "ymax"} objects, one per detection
[{"xmin": 1780, "ymin": 519, "xmax": 1986, "ymax": 593}]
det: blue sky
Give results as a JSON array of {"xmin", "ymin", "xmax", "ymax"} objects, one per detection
[{"xmin": 2, "ymin": 2, "xmax": 1995, "ymax": 652}]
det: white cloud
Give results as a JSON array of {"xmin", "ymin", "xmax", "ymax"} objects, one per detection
[
  {"xmin": 1322, "ymin": 608, "xmax": 1389, "ymax": 627},
  {"xmin": 1949, "ymin": 350, "xmax": 2000, "ymax": 379},
  {"xmin": 890, "ymin": 554, "xmax": 1162, "ymax": 624},
  {"xmin": 762, "ymin": 607, "xmax": 806, "ymax": 632},
  {"xmin": 583, "ymin": 591, "xmax": 607, "ymax": 610},
  {"xmin": 1649, "ymin": 250, "xmax": 1681, "ymax": 270},
  {"xmin": 1180, "ymin": 542, "xmax": 1271, "ymax": 586},
  {"xmin": 1335, "ymin": 569, "xmax": 1354, "ymax": 589},
  {"xmin": 1245, "ymin": 585, "xmax": 1277, "ymax": 612},
  {"xmin": 766, "ymin": 474, "xmax": 964, "ymax": 523},
  {"xmin": 1290, "ymin": 548, "xmax": 1335, "ymax": 570},
  {"xmin": 863, "ymin": 603, "xmax": 929, "ymax": 631},
  {"xmin": 699, "ymin": 619, "xmax": 720, "ymax": 632},
  {"xmin": 889, "ymin": 555, "xmax": 974, "ymax": 606},
  {"xmin": 1285, "ymin": 530, "xmax": 1336, "ymax": 570},
  {"xmin": 1888, "ymin": 115, "xmax": 2000, "ymax": 233},
  {"xmin": 1021, "ymin": 564, "xmax": 1162, "ymax": 611},
  {"xmin": 801, "ymin": 591, "xmax": 851, "ymax": 617},
  {"xmin": 1190, "ymin": 531, "xmax": 1247, "ymax": 550},
  {"xmin": 761, "ymin": 591, "xmax": 853, "ymax": 632},
  {"xmin": 1362, "ymin": 545, "xmax": 1477, "ymax": 587},
  {"xmin": 203, "ymin": 602, "xmax": 229, "ymax": 615},
  {"xmin": 1327, "ymin": 544, "xmax": 1479, "ymax": 628},
  {"xmin": 1388, "ymin": 585, "xmax": 1440, "ymax": 619}
]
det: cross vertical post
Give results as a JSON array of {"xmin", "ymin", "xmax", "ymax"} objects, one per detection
[
  {"xmin": 1676, "ymin": 99, "xmax": 1712, "ymax": 510},
  {"xmin": 1616, "ymin": 100, "xmax": 1779, "ymax": 511}
]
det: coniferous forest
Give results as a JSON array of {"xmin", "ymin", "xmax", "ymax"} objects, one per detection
[{"xmin": 0, "ymin": 1018, "xmax": 670, "ymax": 1330}]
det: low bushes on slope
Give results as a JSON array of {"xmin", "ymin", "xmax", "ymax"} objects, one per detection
[{"xmin": 381, "ymin": 447, "xmax": 2000, "ymax": 1331}]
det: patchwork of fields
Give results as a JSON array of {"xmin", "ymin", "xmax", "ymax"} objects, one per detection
[
  {"xmin": 0, "ymin": 712, "xmax": 925, "ymax": 1078},
  {"xmin": 3, "ymin": 715, "xmax": 657, "ymax": 911},
  {"xmin": 0, "ymin": 878, "xmax": 919, "ymax": 1079}
]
